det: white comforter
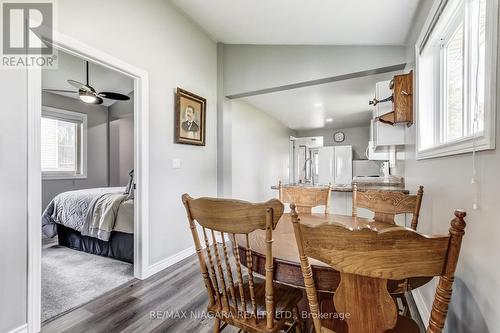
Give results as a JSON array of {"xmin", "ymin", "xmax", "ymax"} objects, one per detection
[{"xmin": 42, "ymin": 187, "xmax": 128, "ymax": 241}]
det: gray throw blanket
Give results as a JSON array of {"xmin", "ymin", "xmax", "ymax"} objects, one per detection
[{"xmin": 42, "ymin": 187, "xmax": 126, "ymax": 241}]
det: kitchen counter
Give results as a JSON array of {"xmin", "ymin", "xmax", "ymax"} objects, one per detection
[
  {"xmin": 272, "ymin": 183, "xmax": 409, "ymax": 194},
  {"xmin": 352, "ymin": 176, "xmax": 404, "ymax": 186},
  {"xmin": 332, "ymin": 185, "xmax": 409, "ymax": 194}
]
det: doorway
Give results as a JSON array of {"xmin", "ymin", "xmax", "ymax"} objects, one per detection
[{"xmin": 27, "ymin": 33, "xmax": 149, "ymax": 333}]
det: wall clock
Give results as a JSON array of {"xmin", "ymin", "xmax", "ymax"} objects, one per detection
[{"xmin": 334, "ymin": 131, "xmax": 345, "ymax": 143}]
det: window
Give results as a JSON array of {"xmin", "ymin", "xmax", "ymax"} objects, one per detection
[
  {"xmin": 416, "ymin": 0, "xmax": 497, "ymax": 159},
  {"xmin": 41, "ymin": 107, "xmax": 87, "ymax": 179}
]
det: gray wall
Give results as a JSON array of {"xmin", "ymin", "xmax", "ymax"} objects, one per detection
[
  {"xmin": 404, "ymin": 1, "xmax": 500, "ymax": 332},
  {"xmin": 109, "ymin": 92, "xmax": 134, "ymax": 187},
  {"xmin": 230, "ymin": 100, "xmax": 292, "ymax": 202},
  {"xmin": 109, "ymin": 116, "xmax": 134, "ymax": 187},
  {"xmin": 223, "ymin": 45, "xmax": 407, "ymax": 96},
  {"xmin": 41, "ymin": 92, "xmax": 109, "ymax": 208},
  {"xmin": 55, "ymin": 0, "xmax": 218, "ymax": 266},
  {"xmin": 219, "ymin": 44, "xmax": 401, "ymax": 199},
  {"xmin": 296, "ymin": 125, "xmax": 370, "ymax": 160},
  {"xmin": 0, "ymin": 0, "xmax": 217, "ymax": 331}
]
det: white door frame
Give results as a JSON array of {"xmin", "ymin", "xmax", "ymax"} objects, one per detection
[{"xmin": 27, "ymin": 31, "xmax": 150, "ymax": 333}]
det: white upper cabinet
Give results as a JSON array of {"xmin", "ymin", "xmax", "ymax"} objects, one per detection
[
  {"xmin": 374, "ymin": 80, "xmax": 393, "ymax": 118},
  {"xmin": 371, "ymin": 80, "xmax": 405, "ymax": 150}
]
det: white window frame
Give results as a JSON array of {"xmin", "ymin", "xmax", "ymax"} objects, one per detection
[
  {"xmin": 41, "ymin": 106, "xmax": 88, "ymax": 180},
  {"xmin": 415, "ymin": 0, "xmax": 498, "ymax": 159}
]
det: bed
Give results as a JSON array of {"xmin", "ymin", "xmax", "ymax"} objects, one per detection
[{"xmin": 42, "ymin": 187, "xmax": 134, "ymax": 263}]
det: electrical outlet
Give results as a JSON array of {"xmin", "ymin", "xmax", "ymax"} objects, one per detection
[{"xmin": 172, "ymin": 158, "xmax": 181, "ymax": 169}]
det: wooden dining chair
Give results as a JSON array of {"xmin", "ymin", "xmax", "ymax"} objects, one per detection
[
  {"xmin": 352, "ymin": 185, "xmax": 424, "ymax": 316},
  {"xmin": 291, "ymin": 204, "xmax": 467, "ymax": 333},
  {"xmin": 352, "ymin": 185, "xmax": 424, "ymax": 230},
  {"xmin": 182, "ymin": 194, "xmax": 303, "ymax": 333},
  {"xmin": 279, "ymin": 181, "xmax": 332, "ymax": 214}
]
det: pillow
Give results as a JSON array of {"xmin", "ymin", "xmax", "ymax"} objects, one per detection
[{"xmin": 124, "ymin": 169, "xmax": 134, "ymax": 197}]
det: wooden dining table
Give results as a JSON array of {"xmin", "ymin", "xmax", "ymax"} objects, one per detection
[{"xmin": 236, "ymin": 213, "xmax": 432, "ymax": 331}]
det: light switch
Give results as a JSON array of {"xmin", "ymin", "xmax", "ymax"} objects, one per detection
[{"xmin": 172, "ymin": 158, "xmax": 181, "ymax": 169}]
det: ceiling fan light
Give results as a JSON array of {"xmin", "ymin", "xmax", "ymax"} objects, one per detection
[{"xmin": 79, "ymin": 90, "xmax": 97, "ymax": 103}]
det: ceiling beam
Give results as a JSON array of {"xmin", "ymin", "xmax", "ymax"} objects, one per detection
[{"xmin": 225, "ymin": 63, "xmax": 406, "ymax": 99}]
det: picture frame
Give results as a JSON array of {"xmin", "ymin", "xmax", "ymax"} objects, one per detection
[{"xmin": 175, "ymin": 87, "xmax": 206, "ymax": 146}]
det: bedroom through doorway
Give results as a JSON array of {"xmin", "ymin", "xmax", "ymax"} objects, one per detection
[{"xmin": 40, "ymin": 49, "xmax": 137, "ymax": 323}]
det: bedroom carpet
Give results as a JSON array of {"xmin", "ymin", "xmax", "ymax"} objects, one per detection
[{"xmin": 42, "ymin": 243, "xmax": 134, "ymax": 322}]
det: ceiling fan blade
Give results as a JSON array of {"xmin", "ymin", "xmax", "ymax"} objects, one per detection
[
  {"xmin": 68, "ymin": 79, "xmax": 93, "ymax": 92},
  {"xmin": 93, "ymin": 96, "xmax": 104, "ymax": 105},
  {"xmin": 98, "ymin": 92, "xmax": 130, "ymax": 101},
  {"xmin": 43, "ymin": 89, "xmax": 78, "ymax": 94}
]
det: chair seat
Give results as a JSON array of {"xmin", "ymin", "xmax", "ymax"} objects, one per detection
[{"xmin": 208, "ymin": 276, "xmax": 303, "ymax": 333}]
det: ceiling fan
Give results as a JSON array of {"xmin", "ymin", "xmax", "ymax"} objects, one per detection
[{"xmin": 43, "ymin": 61, "xmax": 130, "ymax": 105}]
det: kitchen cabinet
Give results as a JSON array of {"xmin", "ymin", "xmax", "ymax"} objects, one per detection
[
  {"xmin": 375, "ymin": 72, "xmax": 414, "ymax": 125},
  {"xmin": 392, "ymin": 71, "xmax": 413, "ymax": 124},
  {"xmin": 373, "ymin": 80, "xmax": 393, "ymax": 118},
  {"xmin": 370, "ymin": 80, "xmax": 405, "ymax": 152},
  {"xmin": 372, "ymin": 119, "xmax": 405, "ymax": 148}
]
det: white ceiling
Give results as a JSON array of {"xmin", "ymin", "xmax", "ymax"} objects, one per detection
[
  {"xmin": 171, "ymin": 0, "xmax": 421, "ymax": 45},
  {"xmin": 241, "ymin": 71, "xmax": 398, "ymax": 130},
  {"xmin": 42, "ymin": 51, "xmax": 134, "ymax": 107}
]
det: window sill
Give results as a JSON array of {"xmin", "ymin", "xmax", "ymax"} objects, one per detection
[
  {"xmin": 42, "ymin": 173, "xmax": 88, "ymax": 181},
  {"xmin": 417, "ymin": 134, "xmax": 495, "ymax": 159}
]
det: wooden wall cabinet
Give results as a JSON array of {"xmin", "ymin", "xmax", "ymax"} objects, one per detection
[
  {"xmin": 377, "ymin": 71, "xmax": 414, "ymax": 126},
  {"xmin": 393, "ymin": 70, "xmax": 413, "ymax": 124}
]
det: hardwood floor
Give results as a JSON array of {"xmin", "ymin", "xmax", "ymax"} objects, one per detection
[
  {"xmin": 42, "ymin": 252, "xmax": 239, "ymax": 333},
  {"xmin": 42, "ymin": 252, "xmax": 425, "ymax": 333}
]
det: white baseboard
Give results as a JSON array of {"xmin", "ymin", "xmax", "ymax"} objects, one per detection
[
  {"xmin": 143, "ymin": 245, "xmax": 195, "ymax": 278},
  {"xmin": 7, "ymin": 323, "xmax": 28, "ymax": 333},
  {"xmin": 412, "ymin": 289, "xmax": 431, "ymax": 324}
]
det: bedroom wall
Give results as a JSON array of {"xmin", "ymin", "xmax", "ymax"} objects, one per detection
[
  {"xmin": 41, "ymin": 92, "xmax": 109, "ymax": 208},
  {"xmin": 0, "ymin": 0, "xmax": 217, "ymax": 331},
  {"xmin": 109, "ymin": 116, "xmax": 134, "ymax": 187},
  {"xmin": 230, "ymin": 99, "xmax": 292, "ymax": 202},
  {"xmin": 404, "ymin": 0, "xmax": 500, "ymax": 331},
  {"xmin": 109, "ymin": 92, "xmax": 134, "ymax": 187},
  {"xmin": 295, "ymin": 125, "xmax": 370, "ymax": 160}
]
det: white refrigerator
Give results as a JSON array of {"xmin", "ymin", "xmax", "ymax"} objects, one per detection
[{"xmin": 317, "ymin": 145, "xmax": 353, "ymax": 185}]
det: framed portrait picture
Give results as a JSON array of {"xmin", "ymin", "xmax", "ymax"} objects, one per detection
[{"xmin": 175, "ymin": 88, "xmax": 206, "ymax": 146}]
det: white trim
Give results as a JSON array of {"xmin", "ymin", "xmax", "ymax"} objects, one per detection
[
  {"xmin": 144, "ymin": 246, "xmax": 196, "ymax": 278},
  {"xmin": 417, "ymin": 131, "xmax": 494, "ymax": 159},
  {"xmin": 27, "ymin": 67, "xmax": 42, "ymax": 333},
  {"xmin": 411, "ymin": 289, "xmax": 431, "ymax": 325},
  {"xmin": 42, "ymin": 106, "xmax": 87, "ymax": 122},
  {"xmin": 7, "ymin": 324, "xmax": 28, "ymax": 333},
  {"xmin": 415, "ymin": 0, "xmax": 498, "ymax": 160},
  {"xmin": 27, "ymin": 31, "xmax": 150, "ymax": 333}
]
